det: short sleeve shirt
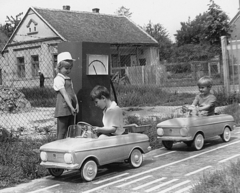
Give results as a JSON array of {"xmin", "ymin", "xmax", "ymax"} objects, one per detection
[
  {"xmin": 53, "ymin": 73, "xmax": 71, "ymax": 91},
  {"xmin": 102, "ymin": 101, "xmax": 125, "ymax": 135},
  {"xmin": 193, "ymin": 93, "xmax": 216, "ymax": 116}
]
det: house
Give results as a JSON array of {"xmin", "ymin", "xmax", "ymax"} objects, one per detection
[
  {"xmin": 0, "ymin": 30, "xmax": 8, "ymax": 85},
  {"xmin": 1, "ymin": 6, "xmax": 159, "ymax": 87},
  {"xmin": 230, "ymin": 7, "xmax": 240, "ymax": 40}
]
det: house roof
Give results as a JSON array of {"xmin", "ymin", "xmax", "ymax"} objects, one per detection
[{"xmin": 32, "ymin": 7, "xmax": 158, "ymax": 46}]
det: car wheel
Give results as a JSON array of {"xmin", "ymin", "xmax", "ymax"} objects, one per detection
[
  {"xmin": 129, "ymin": 149, "xmax": 143, "ymax": 168},
  {"xmin": 162, "ymin": 141, "xmax": 174, "ymax": 150},
  {"xmin": 48, "ymin": 168, "xmax": 64, "ymax": 177},
  {"xmin": 184, "ymin": 141, "xmax": 192, "ymax": 147},
  {"xmin": 81, "ymin": 159, "xmax": 98, "ymax": 181},
  {"xmin": 192, "ymin": 133, "xmax": 204, "ymax": 150},
  {"xmin": 221, "ymin": 127, "xmax": 231, "ymax": 142}
]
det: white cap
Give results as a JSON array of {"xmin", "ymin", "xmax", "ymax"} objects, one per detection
[{"xmin": 57, "ymin": 52, "xmax": 75, "ymax": 64}]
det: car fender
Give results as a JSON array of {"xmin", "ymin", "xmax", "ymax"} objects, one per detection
[
  {"xmin": 78, "ymin": 155, "xmax": 100, "ymax": 169},
  {"xmin": 127, "ymin": 146, "xmax": 144, "ymax": 158}
]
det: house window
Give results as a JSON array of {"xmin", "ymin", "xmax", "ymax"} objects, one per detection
[
  {"xmin": 139, "ymin": 58, "xmax": 146, "ymax": 66},
  {"xmin": 17, "ymin": 57, "xmax": 25, "ymax": 78},
  {"xmin": 31, "ymin": 55, "xmax": 39, "ymax": 77}
]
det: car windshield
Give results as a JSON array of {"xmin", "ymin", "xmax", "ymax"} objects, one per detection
[
  {"xmin": 66, "ymin": 124, "xmax": 97, "ymax": 138},
  {"xmin": 67, "ymin": 125, "xmax": 86, "ymax": 138}
]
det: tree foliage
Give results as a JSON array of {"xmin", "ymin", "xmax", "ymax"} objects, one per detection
[
  {"xmin": 144, "ymin": 21, "xmax": 173, "ymax": 61},
  {"xmin": 115, "ymin": 6, "xmax": 132, "ymax": 18},
  {"xmin": 173, "ymin": 0, "xmax": 231, "ymax": 62}
]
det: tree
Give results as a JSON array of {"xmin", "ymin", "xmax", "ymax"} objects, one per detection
[
  {"xmin": 173, "ymin": 0, "xmax": 231, "ymax": 61},
  {"xmin": 1, "ymin": 12, "xmax": 23, "ymax": 37},
  {"xmin": 144, "ymin": 21, "xmax": 173, "ymax": 61},
  {"xmin": 115, "ymin": 6, "xmax": 132, "ymax": 18}
]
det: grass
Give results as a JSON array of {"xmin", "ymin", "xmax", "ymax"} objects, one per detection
[
  {"xmin": 191, "ymin": 159, "xmax": 240, "ymax": 193},
  {"xmin": 1, "ymin": 85, "xmax": 240, "ymax": 190},
  {"xmin": 0, "ymin": 135, "xmax": 55, "ymax": 189}
]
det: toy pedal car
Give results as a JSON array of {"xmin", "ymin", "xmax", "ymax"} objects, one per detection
[
  {"xmin": 40, "ymin": 122, "xmax": 151, "ymax": 181},
  {"xmin": 157, "ymin": 111, "xmax": 235, "ymax": 151}
]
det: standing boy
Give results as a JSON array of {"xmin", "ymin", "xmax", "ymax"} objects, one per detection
[
  {"xmin": 53, "ymin": 52, "xmax": 79, "ymax": 139},
  {"xmin": 90, "ymin": 85, "xmax": 125, "ymax": 138}
]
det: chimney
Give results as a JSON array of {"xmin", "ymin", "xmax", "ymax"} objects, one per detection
[
  {"xmin": 92, "ymin": 8, "xmax": 100, "ymax": 13},
  {"xmin": 63, "ymin": 5, "xmax": 70, "ymax": 10}
]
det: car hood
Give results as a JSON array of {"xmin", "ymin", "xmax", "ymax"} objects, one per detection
[
  {"xmin": 40, "ymin": 137, "xmax": 96, "ymax": 152},
  {"xmin": 157, "ymin": 114, "xmax": 234, "ymax": 128}
]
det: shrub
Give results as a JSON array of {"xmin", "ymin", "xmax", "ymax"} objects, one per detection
[{"xmin": 20, "ymin": 87, "xmax": 56, "ymax": 107}]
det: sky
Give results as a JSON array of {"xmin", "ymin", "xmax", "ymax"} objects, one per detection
[{"xmin": 0, "ymin": 0, "xmax": 239, "ymax": 41}]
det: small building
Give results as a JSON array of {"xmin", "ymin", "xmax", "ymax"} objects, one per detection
[{"xmin": 1, "ymin": 6, "xmax": 159, "ymax": 87}]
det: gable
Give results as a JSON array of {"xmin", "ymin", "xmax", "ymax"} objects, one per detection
[
  {"xmin": 10, "ymin": 9, "xmax": 59, "ymax": 44},
  {"xmin": 33, "ymin": 7, "xmax": 158, "ymax": 45}
]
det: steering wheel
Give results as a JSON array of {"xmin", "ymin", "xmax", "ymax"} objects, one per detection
[
  {"xmin": 77, "ymin": 122, "xmax": 97, "ymax": 138},
  {"xmin": 182, "ymin": 105, "xmax": 199, "ymax": 117}
]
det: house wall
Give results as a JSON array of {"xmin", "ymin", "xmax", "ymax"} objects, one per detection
[
  {"xmin": 231, "ymin": 16, "xmax": 240, "ymax": 40},
  {"xmin": 110, "ymin": 46, "xmax": 159, "ymax": 66},
  {"xmin": 2, "ymin": 39, "xmax": 61, "ymax": 88}
]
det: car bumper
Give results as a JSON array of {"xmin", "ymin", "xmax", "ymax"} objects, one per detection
[
  {"xmin": 40, "ymin": 162, "xmax": 80, "ymax": 170},
  {"xmin": 157, "ymin": 136, "xmax": 194, "ymax": 141}
]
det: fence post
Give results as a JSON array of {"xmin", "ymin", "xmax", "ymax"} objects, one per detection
[
  {"xmin": 221, "ymin": 36, "xmax": 230, "ymax": 96},
  {"xmin": 141, "ymin": 66, "xmax": 145, "ymax": 84}
]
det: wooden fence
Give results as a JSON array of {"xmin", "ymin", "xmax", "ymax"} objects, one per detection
[{"xmin": 125, "ymin": 65, "xmax": 167, "ymax": 85}]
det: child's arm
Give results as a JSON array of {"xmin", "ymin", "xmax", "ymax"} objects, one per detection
[
  {"xmin": 74, "ymin": 94, "xmax": 79, "ymax": 113},
  {"xmin": 59, "ymin": 88, "xmax": 76, "ymax": 114},
  {"xmin": 94, "ymin": 126, "xmax": 116, "ymax": 134}
]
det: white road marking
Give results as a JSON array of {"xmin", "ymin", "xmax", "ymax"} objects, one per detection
[
  {"xmin": 218, "ymin": 154, "xmax": 240, "ymax": 163},
  {"xmin": 83, "ymin": 140, "xmax": 240, "ymax": 193},
  {"xmin": 27, "ymin": 184, "xmax": 60, "ymax": 193},
  {"xmin": 132, "ymin": 177, "xmax": 167, "ymax": 191},
  {"xmin": 145, "ymin": 179, "xmax": 178, "ymax": 192},
  {"xmin": 173, "ymin": 185, "xmax": 193, "ymax": 193},
  {"xmin": 93, "ymin": 173, "xmax": 129, "ymax": 184},
  {"xmin": 185, "ymin": 166, "xmax": 212, "ymax": 176},
  {"xmin": 116, "ymin": 175, "xmax": 152, "ymax": 187},
  {"xmin": 154, "ymin": 151, "xmax": 176, "ymax": 158},
  {"xmin": 157, "ymin": 180, "xmax": 191, "ymax": 193}
]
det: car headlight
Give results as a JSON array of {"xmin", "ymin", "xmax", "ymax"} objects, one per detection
[
  {"xmin": 64, "ymin": 153, "xmax": 73, "ymax": 164},
  {"xmin": 40, "ymin": 151, "xmax": 48, "ymax": 162},
  {"xmin": 180, "ymin": 126, "xmax": 189, "ymax": 136},
  {"xmin": 157, "ymin": 128, "xmax": 164, "ymax": 136}
]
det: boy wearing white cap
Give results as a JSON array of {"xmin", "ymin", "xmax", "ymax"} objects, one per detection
[{"xmin": 53, "ymin": 52, "xmax": 79, "ymax": 139}]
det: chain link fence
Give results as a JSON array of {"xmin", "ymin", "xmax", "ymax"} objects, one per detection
[{"xmin": 0, "ymin": 40, "xmax": 225, "ymax": 138}]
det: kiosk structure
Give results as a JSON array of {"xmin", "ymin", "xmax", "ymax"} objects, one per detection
[{"xmin": 58, "ymin": 42, "xmax": 111, "ymax": 126}]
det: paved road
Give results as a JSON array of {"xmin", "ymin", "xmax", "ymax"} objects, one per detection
[{"xmin": 1, "ymin": 128, "xmax": 240, "ymax": 193}]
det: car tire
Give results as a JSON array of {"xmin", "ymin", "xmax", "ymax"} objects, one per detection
[
  {"xmin": 48, "ymin": 168, "xmax": 64, "ymax": 177},
  {"xmin": 129, "ymin": 149, "xmax": 143, "ymax": 168},
  {"xmin": 220, "ymin": 127, "xmax": 231, "ymax": 142},
  {"xmin": 162, "ymin": 141, "xmax": 174, "ymax": 150},
  {"xmin": 81, "ymin": 159, "xmax": 98, "ymax": 182},
  {"xmin": 192, "ymin": 133, "xmax": 204, "ymax": 150}
]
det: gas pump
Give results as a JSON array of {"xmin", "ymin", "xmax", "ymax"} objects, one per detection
[{"xmin": 58, "ymin": 42, "xmax": 111, "ymax": 126}]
